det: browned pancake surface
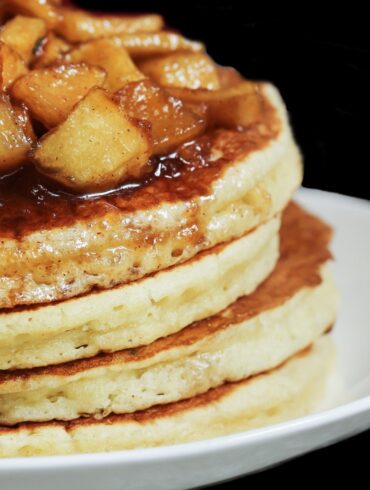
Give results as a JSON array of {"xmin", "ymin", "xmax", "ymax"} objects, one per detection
[{"xmin": 0, "ymin": 88, "xmax": 278, "ymax": 239}]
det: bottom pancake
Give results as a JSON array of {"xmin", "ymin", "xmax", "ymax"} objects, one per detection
[{"xmin": 0, "ymin": 336, "xmax": 334, "ymax": 457}]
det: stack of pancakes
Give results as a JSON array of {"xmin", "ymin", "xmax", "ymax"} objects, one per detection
[{"xmin": 0, "ymin": 84, "xmax": 338, "ymax": 457}]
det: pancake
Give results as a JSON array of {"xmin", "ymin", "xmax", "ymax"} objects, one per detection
[
  {"xmin": 0, "ymin": 267, "xmax": 336, "ymax": 425},
  {"xmin": 0, "ymin": 5, "xmax": 337, "ymax": 460},
  {"xmin": 0, "ymin": 214, "xmax": 281, "ymax": 370},
  {"xmin": 0, "ymin": 203, "xmax": 338, "ymax": 424},
  {"xmin": 0, "ymin": 336, "xmax": 335, "ymax": 457},
  {"xmin": 0, "ymin": 200, "xmax": 332, "ymax": 371},
  {"xmin": 0, "ymin": 83, "xmax": 302, "ymax": 308}
]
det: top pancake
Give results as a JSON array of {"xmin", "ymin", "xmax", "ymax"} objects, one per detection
[{"xmin": 0, "ymin": 83, "xmax": 302, "ymax": 308}]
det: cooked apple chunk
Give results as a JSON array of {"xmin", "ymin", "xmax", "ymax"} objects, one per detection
[
  {"xmin": 33, "ymin": 88, "xmax": 151, "ymax": 192},
  {"xmin": 115, "ymin": 32, "xmax": 204, "ymax": 58},
  {"xmin": 0, "ymin": 94, "xmax": 34, "ymax": 172},
  {"xmin": 217, "ymin": 66, "xmax": 244, "ymax": 89},
  {"xmin": 167, "ymin": 81, "xmax": 263, "ymax": 129},
  {"xmin": 67, "ymin": 38, "xmax": 144, "ymax": 92},
  {"xmin": 0, "ymin": 15, "xmax": 47, "ymax": 64},
  {"xmin": 139, "ymin": 53, "xmax": 220, "ymax": 90},
  {"xmin": 56, "ymin": 9, "xmax": 164, "ymax": 43},
  {"xmin": 13, "ymin": 101, "xmax": 35, "ymax": 142},
  {"xmin": 0, "ymin": 41, "xmax": 27, "ymax": 91},
  {"xmin": 11, "ymin": 63, "xmax": 106, "ymax": 128},
  {"xmin": 32, "ymin": 32, "xmax": 70, "ymax": 68},
  {"xmin": 115, "ymin": 79, "xmax": 207, "ymax": 155},
  {"xmin": 2, "ymin": 0, "xmax": 62, "ymax": 28}
]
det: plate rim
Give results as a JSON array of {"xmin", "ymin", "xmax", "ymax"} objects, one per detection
[{"xmin": 1, "ymin": 187, "xmax": 369, "ymax": 471}]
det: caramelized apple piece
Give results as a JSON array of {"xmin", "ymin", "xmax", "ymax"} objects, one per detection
[
  {"xmin": 13, "ymin": 101, "xmax": 36, "ymax": 142},
  {"xmin": 0, "ymin": 41, "xmax": 27, "ymax": 91},
  {"xmin": 11, "ymin": 63, "xmax": 106, "ymax": 128},
  {"xmin": 167, "ymin": 81, "xmax": 263, "ymax": 129},
  {"xmin": 139, "ymin": 53, "xmax": 220, "ymax": 90},
  {"xmin": 56, "ymin": 9, "xmax": 164, "ymax": 43},
  {"xmin": 217, "ymin": 66, "xmax": 244, "ymax": 89},
  {"xmin": 0, "ymin": 93, "xmax": 34, "ymax": 172},
  {"xmin": 0, "ymin": 15, "xmax": 47, "ymax": 64},
  {"xmin": 33, "ymin": 88, "xmax": 151, "ymax": 192},
  {"xmin": 115, "ymin": 32, "xmax": 204, "ymax": 58},
  {"xmin": 33, "ymin": 32, "xmax": 71, "ymax": 68},
  {"xmin": 67, "ymin": 38, "xmax": 144, "ymax": 92},
  {"xmin": 114, "ymin": 79, "xmax": 207, "ymax": 155},
  {"xmin": 2, "ymin": 0, "xmax": 62, "ymax": 28}
]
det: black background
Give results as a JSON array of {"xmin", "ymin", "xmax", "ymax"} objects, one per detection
[{"xmin": 76, "ymin": 1, "xmax": 369, "ymax": 485}]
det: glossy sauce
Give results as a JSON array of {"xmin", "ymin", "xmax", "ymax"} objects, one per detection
[{"xmin": 0, "ymin": 93, "xmax": 278, "ymax": 239}]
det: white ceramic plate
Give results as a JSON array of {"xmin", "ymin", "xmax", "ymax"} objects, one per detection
[{"xmin": 1, "ymin": 188, "xmax": 370, "ymax": 490}]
